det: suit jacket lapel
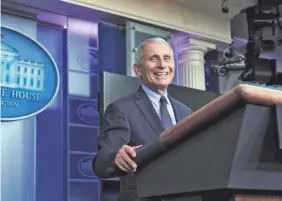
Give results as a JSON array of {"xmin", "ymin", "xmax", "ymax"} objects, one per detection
[{"xmin": 135, "ymin": 87, "xmax": 164, "ymax": 135}]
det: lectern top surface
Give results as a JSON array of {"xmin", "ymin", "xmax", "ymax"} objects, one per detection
[{"xmin": 160, "ymin": 84, "xmax": 282, "ymax": 145}]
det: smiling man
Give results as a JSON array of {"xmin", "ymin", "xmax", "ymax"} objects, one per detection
[{"xmin": 93, "ymin": 37, "xmax": 192, "ymax": 201}]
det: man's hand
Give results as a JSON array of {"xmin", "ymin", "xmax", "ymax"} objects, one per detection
[{"xmin": 115, "ymin": 145, "xmax": 142, "ymax": 172}]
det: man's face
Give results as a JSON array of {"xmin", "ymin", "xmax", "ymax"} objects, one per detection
[{"xmin": 134, "ymin": 42, "xmax": 175, "ymax": 94}]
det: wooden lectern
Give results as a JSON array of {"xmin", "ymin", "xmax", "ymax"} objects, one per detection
[{"xmin": 134, "ymin": 84, "xmax": 282, "ymax": 201}]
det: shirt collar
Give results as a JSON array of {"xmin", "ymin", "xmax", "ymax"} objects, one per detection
[{"xmin": 141, "ymin": 84, "xmax": 170, "ymax": 105}]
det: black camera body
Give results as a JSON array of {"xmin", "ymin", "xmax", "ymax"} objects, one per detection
[
  {"xmin": 261, "ymin": 40, "xmax": 275, "ymax": 52},
  {"xmin": 259, "ymin": 0, "xmax": 282, "ymax": 10},
  {"xmin": 240, "ymin": 0, "xmax": 282, "ymax": 85},
  {"xmin": 221, "ymin": 6, "xmax": 229, "ymax": 13}
]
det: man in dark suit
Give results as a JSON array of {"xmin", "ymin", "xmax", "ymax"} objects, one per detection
[{"xmin": 93, "ymin": 37, "xmax": 192, "ymax": 201}]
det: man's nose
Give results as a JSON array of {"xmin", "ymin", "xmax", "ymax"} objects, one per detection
[{"xmin": 158, "ymin": 60, "xmax": 167, "ymax": 68}]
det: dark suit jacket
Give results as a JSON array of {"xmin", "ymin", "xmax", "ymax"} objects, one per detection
[{"xmin": 93, "ymin": 86, "xmax": 192, "ymax": 201}]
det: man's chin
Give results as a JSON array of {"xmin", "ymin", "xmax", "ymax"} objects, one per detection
[
  {"xmin": 145, "ymin": 81, "xmax": 172, "ymax": 91},
  {"xmin": 155, "ymin": 83, "xmax": 170, "ymax": 91},
  {"xmin": 158, "ymin": 80, "xmax": 172, "ymax": 87}
]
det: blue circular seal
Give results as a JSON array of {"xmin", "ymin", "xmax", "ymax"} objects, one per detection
[
  {"xmin": 1, "ymin": 26, "xmax": 60, "ymax": 121},
  {"xmin": 77, "ymin": 47, "xmax": 99, "ymax": 73},
  {"xmin": 78, "ymin": 156, "xmax": 96, "ymax": 178},
  {"xmin": 77, "ymin": 103, "xmax": 99, "ymax": 124}
]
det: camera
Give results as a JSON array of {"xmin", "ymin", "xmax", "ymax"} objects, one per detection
[
  {"xmin": 261, "ymin": 40, "xmax": 275, "ymax": 52},
  {"xmin": 222, "ymin": 6, "xmax": 229, "ymax": 13},
  {"xmin": 214, "ymin": 0, "xmax": 282, "ymax": 85},
  {"xmin": 239, "ymin": 1, "xmax": 282, "ymax": 85}
]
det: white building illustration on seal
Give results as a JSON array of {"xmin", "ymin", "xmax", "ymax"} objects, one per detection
[{"xmin": 1, "ymin": 34, "xmax": 44, "ymax": 91}]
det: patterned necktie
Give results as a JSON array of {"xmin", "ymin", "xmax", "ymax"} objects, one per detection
[{"xmin": 160, "ymin": 96, "xmax": 173, "ymax": 130}]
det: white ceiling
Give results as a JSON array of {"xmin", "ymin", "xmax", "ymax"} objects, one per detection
[
  {"xmin": 1, "ymin": 0, "xmax": 113, "ymax": 27},
  {"xmin": 172, "ymin": 0, "xmax": 257, "ymax": 19},
  {"xmin": 1, "ymin": 0, "xmax": 262, "ymax": 30},
  {"xmin": 2, "ymin": 0, "xmax": 280, "ymax": 45}
]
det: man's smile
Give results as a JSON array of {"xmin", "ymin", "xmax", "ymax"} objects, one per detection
[{"xmin": 153, "ymin": 72, "xmax": 169, "ymax": 77}]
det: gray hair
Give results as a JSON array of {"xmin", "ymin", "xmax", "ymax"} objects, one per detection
[{"xmin": 135, "ymin": 37, "xmax": 173, "ymax": 66}]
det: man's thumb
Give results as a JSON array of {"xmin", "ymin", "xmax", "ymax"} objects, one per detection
[{"xmin": 133, "ymin": 145, "xmax": 142, "ymax": 150}]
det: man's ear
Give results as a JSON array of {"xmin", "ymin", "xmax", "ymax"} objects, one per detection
[{"xmin": 133, "ymin": 64, "xmax": 142, "ymax": 77}]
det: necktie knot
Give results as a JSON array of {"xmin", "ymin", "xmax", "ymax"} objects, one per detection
[{"xmin": 160, "ymin": 95, "xmax": 167, "ymax": 103}]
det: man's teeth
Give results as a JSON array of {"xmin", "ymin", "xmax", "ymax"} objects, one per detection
[{"xmin": 154, "ymin": 72, "xmax": 169, "ymax": 76}]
